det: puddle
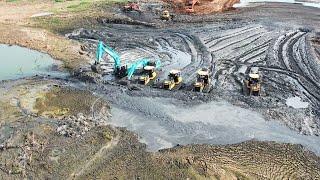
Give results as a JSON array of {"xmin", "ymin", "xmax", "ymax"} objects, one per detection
[
  {"xmin": 234, "ymin": 0, "xmax": 320, "ymax": 8},
  {"xmin": 286, "ymin": 96, "xmax": 309, "ymax": 108},
  {"xmin": 110, "ymin": 96, "xmax": 320, "ymax": 154},
  {"xmin": 0, "ymin": 44, "xmax": 65, "ymax": 81},
  {"xmin": 155, "ymin": 41, "xmax": 192, "ymax": 78}
]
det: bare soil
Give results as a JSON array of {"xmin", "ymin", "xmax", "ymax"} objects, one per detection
[{"xmin": 0, "ymin": 0, "xmax": 320, "ymax": 179}]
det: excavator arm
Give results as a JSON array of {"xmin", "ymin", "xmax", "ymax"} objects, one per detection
[
  {"xmin": 155, "ymin": 60, "xmax": 161, "ymax": 69},
  {"xmin": 127, "ymin": 59, "xmax": 162, "ymax": 80},
  {"xmin": 95, "ymin": 41, "xmax": 161, "ymax": 80},
  {"xmin": 96, "ymin": 41, "xmax": 121, "ymax": 69},
  {"xmin": 127, "ymin": 58, "xmax": 150, "ymax": 80}
]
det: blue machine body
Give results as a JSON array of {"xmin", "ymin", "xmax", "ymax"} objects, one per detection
[{"xmin": 96, "ymin": 41, "xmax": 161, "ymax": 80}]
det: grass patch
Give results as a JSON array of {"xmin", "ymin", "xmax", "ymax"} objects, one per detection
[
  {"xmin": 6, "ymin": 0, "xmax": 20, "ymax": 2},
  {"xmin": 34, "ymin": 87, "xmax": 109, "ymax": 117},
  {"xmin": 32, "ymin": 0, "xmax": 128, "ymax": 33},
  {"xmin": 66, "ymin": 1, "xmax": 92, "ymax": 12}
]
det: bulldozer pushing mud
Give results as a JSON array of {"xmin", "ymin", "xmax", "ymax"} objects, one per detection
[
  {"xmin": 161, "ymin": 10, "xmax": 174, "ymax": 21},
  {"xmin": 243, "ymin": 67, "xmax": 261, "ymax": 96},
  {"xmin": 163, "ymin": 70, "xmax": 183, "ymax": 90},
  {"xmin": 139, "ymin": 66, "xmax": 158, "ymax": 85},
  {"xmin": 194, "ymin": 68, "xmax": 211, "ymax": 92}
]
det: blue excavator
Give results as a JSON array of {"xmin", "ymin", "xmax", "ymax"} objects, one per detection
[{"xmin": 92, "ymin": 41, "xmax": 161, "ymax": 81}]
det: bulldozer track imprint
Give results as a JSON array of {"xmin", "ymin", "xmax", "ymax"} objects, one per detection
[{"xmin": 69, "ymin": 20, "xmax": 320, "ymax": 150}]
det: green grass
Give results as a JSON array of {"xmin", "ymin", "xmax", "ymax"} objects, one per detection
[
  {"xmin": 33, "ymin": 0, "xmax": 128, "ymax": 33},
  {"xmin": 66, "ymin": 0, "xmax": 92, "ymax": 12}
]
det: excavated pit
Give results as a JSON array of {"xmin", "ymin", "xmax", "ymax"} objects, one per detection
[
  {"xmin": 68, "ymin": 2, "xmax": 320, "ymax": 155},
  {"xmin": 110, "ymin": 96, "xmax": 320, "ymax": 154}
]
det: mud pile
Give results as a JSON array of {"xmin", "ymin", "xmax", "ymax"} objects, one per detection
[{"xmin": 163, "ymin": 0, "xmax": 240, "ymax": 14}]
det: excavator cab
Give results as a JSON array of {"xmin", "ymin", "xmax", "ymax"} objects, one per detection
[
  {"xmin": 139, "ymin": 66, "xmax": 157, "ymax": 85},
  {"xmin": 194, "ymin": 69, "xmax": 210, "ymax": 92},
  {"xmin": 115, "ymin": 65, "xmax": 128, "ymax": 78},
  {"xmin": 163, "ymin": 70, "xmax": 182, "ymax": 90}
]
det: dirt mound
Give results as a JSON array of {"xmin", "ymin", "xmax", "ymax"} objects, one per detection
[{"xmin": 163, "ymin": 0, "xmax": 240, "ymax": 14}]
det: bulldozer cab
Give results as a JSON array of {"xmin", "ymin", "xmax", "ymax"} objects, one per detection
[
  {"xmin": 162, "ymin": 10, "xmax": 170, "ymax": 17},
  {"xmin": 197, "ymin": 70, "xmax": 209, "ymax": 84},
  {"xmin": 168, "ymin": 70, "xmax": 181, "ymax": 83},
  {"xmin": 144, "ymin": 66, "xmax": 155, "ymax": 77},
  {"xmin": 161, "ymin": 10, "xmax": 172, "ymax": 21},
  {"xmin": 248, "ymin": 73, "xmax": 260, "ymax": 86}
]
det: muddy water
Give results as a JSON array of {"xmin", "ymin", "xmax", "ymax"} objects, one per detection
[
  {"xmin": 234, "ymin": 0, "xmax": 320, "ymax": 8},
  {"xmin": 110, "ymin": 97, "xmax": 320, "ymax": 154},
  {"xmin": 0, "ymin": 44, "xmax": 63, "ymax": 81}
]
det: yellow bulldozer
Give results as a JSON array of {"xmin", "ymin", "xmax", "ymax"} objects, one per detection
[
  {"xmin": 194, "ymin": 68, "xmax": 211, "ymax": 92},
  {"xmin": 163, "ymin": 70, "xmax": 182, "ymax": 90},
  {"xmin": 244, "ymin": 67, "xmax": 261, "ymax": 96},
  {"xmin": 139, "ymin": 66, "xmax": 157, "ymax": 85},
  {"xmin": 161, "ymin": 10, "xmax": 173, "ymax": 21}
]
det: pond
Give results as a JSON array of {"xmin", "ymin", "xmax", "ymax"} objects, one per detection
[
  {"xmin": 0, "ymin": 44, "xmax": 64, "ymax": 81},
  {"xmin": 110, "ymin": 96, "xmax": 320, "ymax": 154}
]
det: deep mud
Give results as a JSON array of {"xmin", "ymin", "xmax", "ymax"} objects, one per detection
[
  {"xmin": 0, "ymin": 78, "xmax": 319, "ymax": 179},
  {"xmin": 69, "ymin": 1, "xmax": 320, "ymax": 150},
  {"xmin": 1, "ymin": 1, "xmax": 320, "ymax": 178}
]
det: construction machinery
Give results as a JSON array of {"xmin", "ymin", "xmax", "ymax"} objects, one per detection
[
  {"xmin": 161, "ymin": 10, "xmax": 173, "ymax": 21},
  {"xmin": 163, "ymin": 70, "xmax": 183, "ymax": 90},
  {"xmin": 243, "ymin": 67, "xmax": 261, "ymax": 96},
  {"xmin": 123, "ymin": 2, "xmax": 141, "ymax": 13},
  {"xmin": 139, "ymin": 66, "xmax": 157, "ymax": 85},
  {"xmin": 93, "ymin": 41, "xmax": 127, "ymax": 78},
  {"xmin": 194, "ymin": 68, "xmax": 211, "ymax": 92},
  {"xmin": 185, "ymin": 0, "xmax": 200, "ymax": 13},
  {"xmin": 92, "ymin": 41, "xmax": 159, "ymax": 80},
  {"xmin": 139, "ymin": 61, "xmax": 161, "ymax": 85}
]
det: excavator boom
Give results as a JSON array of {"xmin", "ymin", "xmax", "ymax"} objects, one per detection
[
  {"xmin": 95, "ymin": 41, "xmax": 161, "ymax": 80},
  {"xmin": 96, "ymin": 41, "xmax": 121, "ymax": 69},
  {"xmin": 127, "ymin": 59, "xmax": 161, "ymax": 80}
]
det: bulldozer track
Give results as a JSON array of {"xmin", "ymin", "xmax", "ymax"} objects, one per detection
[{"xmin": 70, "ymin": 22, "xmax": 320, "ymax": 121}]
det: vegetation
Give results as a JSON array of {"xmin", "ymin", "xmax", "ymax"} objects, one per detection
[
  {"xmin": 34, "ymin": 87, "xmax": 109, "ymax": 117},
  {"xmin": 32, "ymin": 0, "xmax": 128, "ymax": 33}
]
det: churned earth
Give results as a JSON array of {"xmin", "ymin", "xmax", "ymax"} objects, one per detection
[{"xmin": 0, "ymin": 0, "xmax": 320, "ymax": 179}]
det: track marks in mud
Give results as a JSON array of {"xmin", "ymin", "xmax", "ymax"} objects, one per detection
[
  {"xmin": 198, "ymin": 25, "xmax": 274, "ymax": 90},
  {"xmin": 197, "ymin": 24, "xmax": 320, "ymax": 115},
  {"xmin": 270, "ymin": 31, "xmax": 320, "ymax": 107}
]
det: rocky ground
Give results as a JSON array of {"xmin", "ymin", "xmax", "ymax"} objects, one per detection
[
  {"xmin": 0, "ymin": 78, "xmax": 319, "ymax": 179},
  {"xmin": 0, "ymin": 0, "xmax": 320, "ymax": 179}
]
